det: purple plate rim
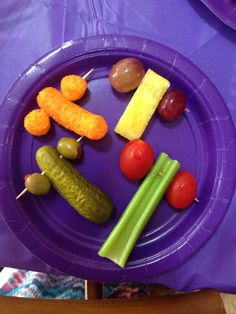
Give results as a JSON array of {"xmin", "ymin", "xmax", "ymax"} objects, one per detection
[
  {"xmin": 0, "ymin": 34, "xmax": 235, "ymax": 282},
  {"xmin": 200, "ymin": 0, "xmax": 236, "ymax": 30}
]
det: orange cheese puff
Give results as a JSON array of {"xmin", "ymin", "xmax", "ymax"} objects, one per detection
[
  {"xmin": 61, "ymin": 75, "xmax": 87, "ymax": 101},
  {"xmin": 24, "ymin": 109, "xmax": 50, "ymax": 136},
  {"xmin": 37, "ymin": 87, "xmax": 108, "ymax": 140}
]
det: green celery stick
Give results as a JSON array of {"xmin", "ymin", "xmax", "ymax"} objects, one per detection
[{"xmin": 98, "ymin": 152, "xmax": 180, "ymax": 268}]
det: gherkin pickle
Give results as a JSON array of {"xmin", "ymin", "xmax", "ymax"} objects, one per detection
[{"xmin": 36, "ymin": 145, "xmax": 113, "ymax": 223}]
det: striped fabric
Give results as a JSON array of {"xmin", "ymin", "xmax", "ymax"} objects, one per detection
[{"xmin": 0, "ymin": 268, "xmax": 148, "ymax": 299}]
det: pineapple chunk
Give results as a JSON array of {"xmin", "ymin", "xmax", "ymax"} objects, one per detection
[{"xmin": 114, "ymin": 69, "xmax": 170, "ymax": 140}]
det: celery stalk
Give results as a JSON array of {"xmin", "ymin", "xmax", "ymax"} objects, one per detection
[{"xmin": 98, "ymin": 152, "xmax": 180, "ymax": 268}]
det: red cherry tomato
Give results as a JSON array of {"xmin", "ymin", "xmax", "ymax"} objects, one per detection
[
  {"xmin": 24, "ymin": 174, "xmax": 32, "ymax": 181},
  {"xmin": 166, "ymin": 171, "xmax": 197, "ymax": 209},
  {"xmin": 119, "ymin": 139, "xmax": 154, "ymax": 181}
]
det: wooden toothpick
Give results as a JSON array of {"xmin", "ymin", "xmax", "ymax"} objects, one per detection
[
  {"xmin": 82, "ymin": 68, "xmax": 94, "ymax": 80},
  {"xmin": 76, "ymin": 136, "xmax": 83, "ymax": 142},
  {"xmin": 16, "ymin": 188, "xmax": 28, "ymax": 200}
]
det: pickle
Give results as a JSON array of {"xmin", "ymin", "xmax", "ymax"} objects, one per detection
[{"xmin": 36, "ymin": 145, "xmax": 113, "ymax": 223}]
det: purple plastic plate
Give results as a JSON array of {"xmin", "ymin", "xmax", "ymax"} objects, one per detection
[
  {"xmin": 0, "ymin": 35, "xmax": 235, "ymax": 282},
  {"xmin": 201, "ymin": 0, "xmax": 236, "ymax": 30}
]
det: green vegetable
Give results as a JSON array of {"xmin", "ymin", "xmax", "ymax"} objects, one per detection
[
  {"xmin": 57, "ymin": 137, "xmax": 82, "ymax": 160},
  {"xmin": 36, "ymin": 145, "xmax": 113, "ymax": 224},
  {"xmin": 25, "ymin": 173, "xmax": 51, "ymax": 195},
  {"xmin": 98, "ymin": 152, "xmax": 180, "ymax": 267}
]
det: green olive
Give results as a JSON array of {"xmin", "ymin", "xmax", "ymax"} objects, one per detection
[
  {"xmin": 25, "ymin": 173, "xmax": 51, "ymax": 195},
  {"xmin": 56, "ymin": 137, "xmax": 82, "ymax": 160}
]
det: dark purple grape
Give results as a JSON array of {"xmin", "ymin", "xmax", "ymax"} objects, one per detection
[
  {"xmin": 158, "ymin": 90, "xmax": 186, "ymax": 121},
  {"xmin": 109, "ymin": 58, "xmax": 145, "ymax": 93}
]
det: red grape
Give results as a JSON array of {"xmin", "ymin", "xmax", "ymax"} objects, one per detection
[
  {"xmin": 158, "ymin": 90, "xmax": 186, "ymax": 121},
  {"xmin": 109, "ymin": 58, "xmax": 145, "ymax": 93}
]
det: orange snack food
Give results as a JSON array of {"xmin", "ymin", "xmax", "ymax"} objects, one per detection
[
  {"xmin": 37, "ymin": 87, "xmax": 108, "ymax": 140},
  {"xmin": 24, "ymin": 109, "xmax": 50, "ymax": 136},
  {"xmin": 61, "ymin": 75, "xmax": 87, "ymax": 101}
]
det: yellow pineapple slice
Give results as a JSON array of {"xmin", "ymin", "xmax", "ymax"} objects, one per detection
[{"xmin": 114, "ymin": 69, "xmax": 170, "ymax": 140}]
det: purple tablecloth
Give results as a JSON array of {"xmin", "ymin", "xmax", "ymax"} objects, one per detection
[{"xmin": 0, "ymin": 0, "xmax": 236, "ymax": 292}]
